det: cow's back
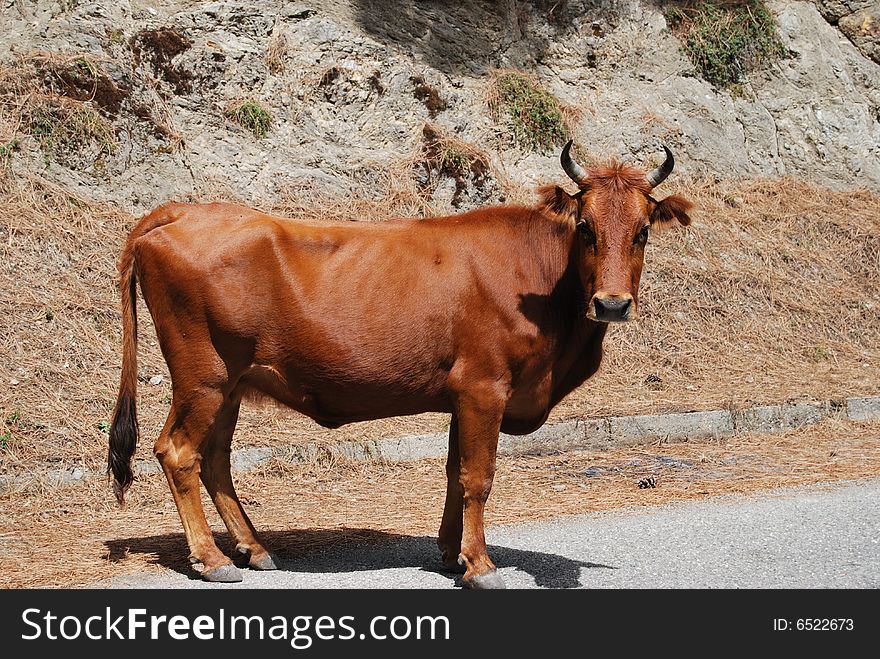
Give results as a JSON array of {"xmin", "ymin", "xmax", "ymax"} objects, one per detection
[{"xmin": 130, "ymin": 202, "xmax": 554, "ymax": 423}]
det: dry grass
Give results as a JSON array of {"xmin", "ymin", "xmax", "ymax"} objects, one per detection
[
  {"xmin": 268, "ymin": 156, "xmax": 436, "ymax": 222},
  {"xmin": 420, "ymin": 124, "xmax": 488, "ymax": 179},
  {"xmin": 418, "ymin": 124, "xmax": 493, "ymax": 207},
  {"xmin": 0, "ymin": 49, "xmax": 182, "ymax": 162},
  {"xmin": 0, "ymin": 418, "xmax": 876, "ymax": 588},
  {"xmin": 0, "ymin": 168, "xmax": 878, "ymax": 481},
  {"xmin": 0, "ymin": 52, "xmax": 125, "ymax": 167},
  {"xmin": 264, "ymin": 24, "xmax": 288, "ymax": 75},
  {"xmin": 0, "ymin": 177, "xmax": 138, "ymax": 475}
]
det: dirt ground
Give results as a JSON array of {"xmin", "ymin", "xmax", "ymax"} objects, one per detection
[{"xmin": 0, "ymin": 417, "xmax": 876, "ymax": 589}]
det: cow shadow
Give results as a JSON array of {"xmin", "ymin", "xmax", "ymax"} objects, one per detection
[{"xmin": 104, "ymin": 528, "xmax": 615, "ymax": 589}]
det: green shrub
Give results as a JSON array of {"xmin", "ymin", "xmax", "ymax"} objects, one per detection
[
  {"xmin": 1, "ymin": 410, "xmax": 21, "ymax": 449},
  {"xmin": 0, "ymin": 139, "xmax": 19, "ymax": 168},
  {"xmin": 27, "ymin": 99, "xmax": 116, "ymax": 159},
  {"xmin": 107, "ymin": 28, "xmax": 125, "ymax": 45},
  {"xmin": 489, "ymin": 71, "xmax": 569, "ymax": 153},
  {"xmin": 225, "ymin": 99, "xmax": 272, "ymax": 139},
  {"xmin": 664, "ymin": 1, "xmax": 787, "ymax": 89}
]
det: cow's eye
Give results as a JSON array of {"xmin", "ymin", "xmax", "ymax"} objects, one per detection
[
  {"xmin": 634, "ymin": 225, "xmax": 649, "ymax": 245},
  {"xmin": 576, "ymin": 220, "xmax": 596, "ymax": 246}
]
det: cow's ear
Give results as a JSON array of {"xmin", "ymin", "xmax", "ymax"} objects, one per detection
[
  {"xmin": 650, "ymin": 194, "xmax": 693, "ymax": 229},
  {"xmin": 537, "ymin": 185, "xmax": 579, "ymax": 221}
]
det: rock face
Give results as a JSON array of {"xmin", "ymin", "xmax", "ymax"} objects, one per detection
[
  {"xmin": 812, "ymin": 0, "xmax": 876, "ymax": 22},
  {"xmin": 765, "ymin": 1, "xmax": 880, "ymax": 186},
  {"xmin": 838, "ymin": 5, "xmax": 880, "ymax": 63},
  {"xmin": 1, "ymin": 0, "xmax": 878, "ymax": 214},
  {"xmin": 813, "ymin": 1, "xmax": 880, "ymax": 63}
]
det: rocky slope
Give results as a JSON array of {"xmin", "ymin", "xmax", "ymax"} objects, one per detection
[
  {"xmin": 1, "ymin": 0, "xmax": 879, "ymax": 214},
  {"xmin": 815, "ymin": 1, "xmax": 880, "ymax": 63}
]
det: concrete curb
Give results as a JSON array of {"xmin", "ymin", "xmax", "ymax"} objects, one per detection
[{"xmin": 2, "ymin": 395, "xmax": 878, "ymax": 492}]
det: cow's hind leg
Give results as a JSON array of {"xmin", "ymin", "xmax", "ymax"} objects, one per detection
[
  {"xmin": 200, "ymin": 398, "xmax": 278, "ymax": 571},
  {"xmin": 454, "ymin": 386, "xmax": 507, "ymax": 589},
  {"xmin": 155, "ymin": 389, "xmax": 241, "ymax": 582},
  {"xmin": 438, "ymin": 414, "xmax": 465, "ymax": 573}
]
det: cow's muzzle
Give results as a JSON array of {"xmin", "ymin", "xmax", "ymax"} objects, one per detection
[{"xmin": 590, "ymin": 293, "xmax": 634, "ymax": 323}]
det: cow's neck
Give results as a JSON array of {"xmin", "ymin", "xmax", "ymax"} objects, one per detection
[
  {"xmin": 500, "ymin": 214, "xmax": 611, "ymax": 433},
  {"xmin": 517, "ymin": 208, "xmax": 611, "ymax": 352},
  {"xmin": 536, "ymin": 223, "xmax": 610, "ymax": 404}
]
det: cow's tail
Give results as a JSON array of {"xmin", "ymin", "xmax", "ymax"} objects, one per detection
[
  {"xmin": 108, "ymin": 236, "xmax": 140, "ymax": 505},
  {"xmin": 108, "ymin": 205, "xmax": 181, "ymax": 505}
]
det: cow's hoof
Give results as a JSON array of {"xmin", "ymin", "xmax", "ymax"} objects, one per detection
[
  {"xmin": 249, "ymin": 552, "xmax": 280, "ymax": 571},
  {"xmin": 439, "ymin": 547, "xmax": 465, "ymax": 573},
  {"xmin": 464, "ymin": 569, "xmax": 506, "ymax": 590},
  {"xmin": 235, "ymin": 544, "xmax": 279, "ymax": 571},
  {"xmin": 202, "ymin": 564, "xmax": 243, "ymax": 583}
]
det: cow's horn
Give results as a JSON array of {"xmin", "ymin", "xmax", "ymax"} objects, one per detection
[
  {"xmin": 646, "ymin": 146, "xmax": 674, "ymax": 188},
  {"xmin": 560, "ymin": 140, "xmax": 587, "ymax": 186}
]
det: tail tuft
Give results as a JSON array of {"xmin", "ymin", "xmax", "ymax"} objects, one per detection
[{"xmin": 108, "ymin": 393, "xmax": 137, "ymax": 505}]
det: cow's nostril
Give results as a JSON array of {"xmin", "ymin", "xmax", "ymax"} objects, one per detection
[{"xmin": 593, "ymin": 296, "xmax": 632, "ymax": 322}]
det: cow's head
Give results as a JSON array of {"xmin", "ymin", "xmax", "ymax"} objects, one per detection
[{"xmin": 539, "ymin": 141, "xmax": 693, "ymax": 323}]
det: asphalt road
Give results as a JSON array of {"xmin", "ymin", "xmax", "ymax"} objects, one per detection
[{"xmin": 100, "ymin": 478, "xmax": 880, "ymax": 589}]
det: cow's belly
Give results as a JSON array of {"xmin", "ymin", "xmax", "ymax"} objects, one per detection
[
  {"xmin": 237, "ymin": 364, "xmax": 453, "ymax": 427},
  {"xmin": 237, "ymin": 347, "xmax": 564, "ymax": 434}
]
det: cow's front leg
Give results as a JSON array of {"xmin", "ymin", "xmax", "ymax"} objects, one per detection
[{"xmin": 454, "ymin": 385, "xmax": 507, "ymax": 589}]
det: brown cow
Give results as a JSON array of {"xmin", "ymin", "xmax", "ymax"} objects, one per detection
[{"xmin": 108, "ymin": 142, "xmax": 692, "ymax": 588}]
